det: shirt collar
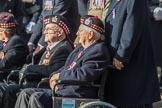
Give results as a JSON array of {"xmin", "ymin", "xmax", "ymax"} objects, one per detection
[{"xmin": 47, "ymin": 41, "xmax": 61, "ymax": 50}]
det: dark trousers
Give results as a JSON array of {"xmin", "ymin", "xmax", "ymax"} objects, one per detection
[{"xmin": 0, "ymin": 84, "xmax": 21, "ymax": 108}]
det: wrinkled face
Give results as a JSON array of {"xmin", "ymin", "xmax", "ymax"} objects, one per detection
[
  {"xmin": 76, "ymin": 24, "xmax": 90, "ymax": 47},
  {"xmin": 43, "ymin": 23, "xmax": 58, "ymax": 45}
]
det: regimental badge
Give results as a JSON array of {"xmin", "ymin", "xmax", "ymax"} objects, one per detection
[
  {"xmin": 84, "ymin": 18, "xmax": 91, "ymax": 25},
  {"xmin": 52, "ymin": 16, "xmax": 58, "ymax": 23},
  {"xmin": 42, "ymin": 59, "xmax": 49, "ymax": 65}
]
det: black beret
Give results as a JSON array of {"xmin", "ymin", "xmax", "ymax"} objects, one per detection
[
  {"xmin": 44, "ymin": 15, "xmax": 70, "ymax": 36},
  {"xmin": 0, "ymin": 12, "xmax": 16, "ymax": 28},
  {"xmin": 80, "ymin": 15, "xmax": 104, "ymax": 34}
]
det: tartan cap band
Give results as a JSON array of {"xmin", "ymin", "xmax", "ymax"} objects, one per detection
[
  {"xmin": 44, "ymin": 15, "xmax": 70, "ymax": 36},
  {"xmin": 0, "ymin": 12, "xmax": 16, "ymax": 28},
  {"xmin": 80, "ymin": 15, "xmax": 104, "ymax": 34}
]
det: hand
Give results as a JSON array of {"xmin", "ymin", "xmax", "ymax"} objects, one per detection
[
  {"xmin": 25, "ymin": 22, "xmax": 36, "ymax": 34},
  {"xmin": 49, "ymin": 79, "xmax": 59, "ymax": 91},
  {"xmin": 153, "ymin": 7, "xmax": 162, "ymax": 21},
  {"xmin": 33, "ymin": 45, "xmax": 43, "ymax": 56},
  {"xmin": 49, "ymin": 73, "xmax": 60, "ymax": 91},
  {"xmin": 28, "ymin": 44, "xmax": 35, "ymax": 53},
  {"xmin": 113, "ymin": 58, "xmax": 124, "ymax": 70}
]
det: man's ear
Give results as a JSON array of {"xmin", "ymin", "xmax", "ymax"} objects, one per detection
[
  {"xmin": 4, "ymin": 31, "xmax": 8, "ymax": 35},
  {"xmin": 57, "ymin": 28, "xmax": 64, "ymax": 37},
  {"xmin": 88, "ymin": 31, "xmax": 94, "ymax": 40}
]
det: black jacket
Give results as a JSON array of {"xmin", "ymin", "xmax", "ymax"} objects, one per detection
[
  {"xmin": 25, "ymin": 40, "xmax": 73, "ymax": 77},
  {"xmin": 0, "ymin": 35, "xmax": 29, "ymax": 69}
]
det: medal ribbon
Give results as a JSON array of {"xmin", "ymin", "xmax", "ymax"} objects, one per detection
[
  {"xmin": 91, "ymin": 0, "xmax": 105, "ymax": 9},
  {"xmin": 68, "ymin": 50, "xmax": 83, "ymax": 70}
]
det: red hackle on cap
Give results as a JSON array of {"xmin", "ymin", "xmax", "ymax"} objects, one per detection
[
  {"xmin": 1, "ymin": 14, "xmax": 8, "ymax": 19},
  {"xmin": 94, "ymin": 16, "xmax": 99, "ymax": 20}
]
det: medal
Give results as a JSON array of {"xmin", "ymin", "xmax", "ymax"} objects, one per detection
[
  {"xmin": 91, "ymin": 0, "xmax": 105, "ymax": 9},
  {"xmin": 42, "ymin": 59, "xmax": 49, "ymax": 65},
  {"xmin": 45, "ymin": 50, "xmax": 51, "ymax": 59},
  {"xmin": 41, "ymin": 50, "xmax": 50, "ymax": 65}
]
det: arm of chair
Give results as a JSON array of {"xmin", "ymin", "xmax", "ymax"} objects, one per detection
[
  {"xmin": 0, "ymin": 67, "xmax": 21, "ymax": 83},
  {"xmin": 52, "ymin": 80, "xmax": 100, "ymax": 97},
  {"xmin": 56, "ymin": 80, "xmax": 100, "ymax": 87},
  {"xmin": 6, "ymin": 69, "xmax": 20, "ymax": 83},
  {"xmin": 37, "ymin": 77, "xmax": 49, "ymax": 88},
  {"xmin": 19, "ymin": 72, "xmax": 46, "ymax": 85}
]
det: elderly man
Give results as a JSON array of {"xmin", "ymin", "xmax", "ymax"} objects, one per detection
[
  {"xmin": 0, "ymin": 15, "xmax": 73, "ymax": 108},
  {"xmin": 0, "ymin": 12, "xmax": 29, "ymax": 78},
  {"xmin": 28, "ymin": 0, "xmax": 79, "ymax": 53},
  {"xmin": 14, "ymin": 15, "xmax": 111, "ymax": 108}
]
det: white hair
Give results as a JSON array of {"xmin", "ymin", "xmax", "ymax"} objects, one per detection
[{"xmin": 82, "ymin": 24, "xmax": 105, "ymax": 41}]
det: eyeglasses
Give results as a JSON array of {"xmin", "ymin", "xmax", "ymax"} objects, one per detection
[{"xmin": 43, "ymin": 28, "xmax": 58, "ymax": 34}]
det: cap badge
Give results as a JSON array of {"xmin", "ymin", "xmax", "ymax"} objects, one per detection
[
  {"xmin": 52, "ymin": 16, "xmax": 58, "ymax": 23},
  {"xmin": 84, "ymin": 18, "xmax": 91, "ymax": 25}
]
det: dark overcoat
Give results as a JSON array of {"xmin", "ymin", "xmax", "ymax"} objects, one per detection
[
  {"xmin": 0, "ymin": 35, "xmax": 29, "ymax": 70},
  {"xmin": 147, "ymin": 0, "xmax": 162, "ymax": 66},
  {"xmin": 56, "ymin": 42, "xmax": 110, "ymax": 98},
  {"xmin": 105, "ymin": 0, "xmax": 160, "ymax": 106}
]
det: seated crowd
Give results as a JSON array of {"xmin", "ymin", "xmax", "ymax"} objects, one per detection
[
  {"xmin": 0, "ymin": 12, "xmax": 111, "ymax": 108},
  {"xmin": 0, "ymin": 1, "xmax": 161, "ymax": 107}
]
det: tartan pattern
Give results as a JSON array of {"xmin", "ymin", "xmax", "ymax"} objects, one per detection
[
  {"xmin": 0, "ymin": 23, "xmax": 16, "ymax": 28},
  {"xmin": 44, "ymin": 18, "xmax": 70, "ymax": 35},
  {"xmin": 80, "ymin": 18, "xmax": 104, "ymax": 34}
]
